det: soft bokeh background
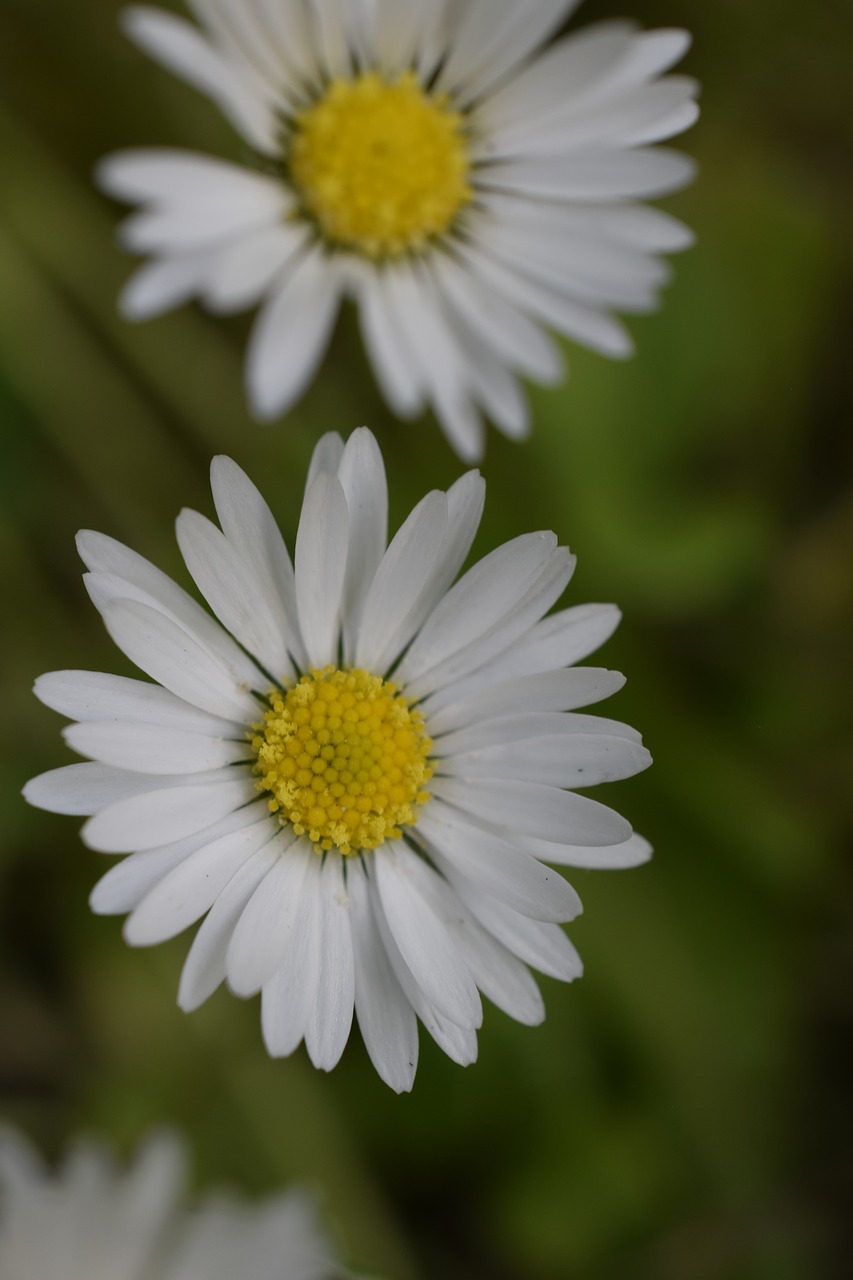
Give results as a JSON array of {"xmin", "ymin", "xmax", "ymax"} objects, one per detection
[{"xmin": 1, "ymin": 0, "xmax": 851, "ymax": 1276}]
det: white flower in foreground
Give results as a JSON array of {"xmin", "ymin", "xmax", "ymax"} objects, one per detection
[
  {"xmin": 0, "ymin": 1127, "xmax": 348, "ymax": 1280},
  {"xmin": 25, "ymin": 428, "xmax": 652, "ymax": 1091},
  {"xmin": 99, "ymin": 0, "xmax": 698, "ymax": 460}
]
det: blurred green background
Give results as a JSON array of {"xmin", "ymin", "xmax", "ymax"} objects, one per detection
[{"xmin": 1, "ymin": 0, "xmax": 851, "ymax": 1276}]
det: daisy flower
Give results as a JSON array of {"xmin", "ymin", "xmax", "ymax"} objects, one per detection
[
  {"xmin": 0, "ymin": 1127, "xmax": 349, "ymax": 1280},
  {"xmin": 98, "ymin": 0, "xmax": 698, "ymax": 460},
  {"xmin": 24, "ymin": 428, "xmax": 652, "ymax": 1092}
]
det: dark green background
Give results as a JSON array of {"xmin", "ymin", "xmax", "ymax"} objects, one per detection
[{"xmin": 1, "ymin": 1, "xmax": 850, "ymax": 1276}]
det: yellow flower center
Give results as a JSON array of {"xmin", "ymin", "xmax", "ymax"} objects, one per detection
[
  {"xmin": 287, "ymin": 71, "xmax": 473, "ymax": 258},
  {"xmin": 253, "ymin": 667, "xmax": 433, "ymax": 855}
]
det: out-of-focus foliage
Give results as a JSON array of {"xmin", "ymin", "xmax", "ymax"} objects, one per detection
[{"xmin": 1, "ymin": 1, "xmax": 851, "ymax": 1277}]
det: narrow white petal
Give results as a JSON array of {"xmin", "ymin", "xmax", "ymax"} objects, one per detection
[
  {"xmin": 428, "ymin": 668, "xmax": 624, "ymax": 736},
  {"xmin": 246, "ymin": 251, "xmax": 342, "ymax": 420},
  {"xmin": 123, "ymin": 813, "xmax": 275, "ymax": 944},
  {"xmin": 119, "ymin": 253, "xmax": 213, "ymax": 320},
  {"xmin": 261, "ymin": 852, "xmax": 323, "ymax": 1057},
  {"xmin": 522, "ymin": 831, "xmax": 653, "ymax": 869},
  {"xmin": 374, "ymin": 845, "xmax": 482, "ymax": 1029},
  {"xmin": 430, "ymin": 776, "xmax": 632, "ymax": 846},
  {"xmin": 210, "ymin": 455, "xmax": 306, "ymax": 673},
  {"xmin": 354, "ymin": 490, "xmax": 447, "ymax": 672},
  {"xmin": 23, "ymin": 763, "xmax": 188, "ymax": 817},
  {"xmin": 366, "ymin": 868, "xmax": 478, "ymax": 1065},
  {"xmin": 422, "ymin": 603, "xmax": 623, "ymax": 714},
  {"xmin": 77, "ymin": 529, "xmax": 265, "ymax": 689},
  {"xmin": 304, "ymin": 855, "xmax": 355, "ymax": 1071},
  {"xmin": 34, "ymin": 671, "xmax": 240, "ymax": 735},
  {"xmin": 82, "ymin": 772, "xmax": 257, "ymax": 854},
  {"xmin": 417, "ymin": 802, "xmax": 581, "ymax": 922},
  {"xmin": 178, "ymin": 841, "xmax": 283, "ymax": 1011},
  {"xmin": 99, "ymin": 598, "xmax": 262, "ymax": 723},
  {"xmin": 453, "ymin": 878, "xmax": 584, "ymax": 982},
  {"xmin": 225, "ymin": 836, "xmax": 312, "ymax": 996},
  {"xmin": 337, "ymin": 428, "xmax": 388, "ymax": 663},
  {"xmin": 63, "ymin": 720, "xmax": 249, "ymax": 775},
  {"xmin": 294, "ymin": 471, "xmax": 349, "ymax": 667},
  {"xmin": 121, "ymin": 8, "xmax": 278, "ymax": 152},
  {"xmin": 358, "ymin": 271, "xmax": 425, "ymax": 418},
  {"xmin": 203, "ymin": 223, "xmax": 309, "ymax": 313},
  {"xmin": 481, "ymin": 148, "xmax": 697, "ymax": 202},
  {"xmin": 89, "ymin": 803, "xmax": 268, "ymax": 914},
  {"xmin": 347, "ymin": 860, "xmax": 418, "ymax": 1093},
  {"xmin": 176, "ymin": 509, "xmax": 292, "ymax": 680},
  {"xmin": 435, "ymin": 711, "xmax": 643, "ymax": 757},
  {"xmin": 444, "ymin": 732, "xmax": 652, "ymax": 789},
  {"xmin": 399, "ymin": 846, "xmax": 546, "ymax": 1025},
  {"xmin": 306, "ymin": 432, "xmax": 345, "ymax": 487},
  {"xmin": 398, "ymin": 532, "xmax": 556, "ymax": 684}
]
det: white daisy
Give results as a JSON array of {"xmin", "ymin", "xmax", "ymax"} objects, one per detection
[
  {"xmin": 98, "ymin": 0, "xmax": 698, "ymax": 460},
  {"xmin": 24, "ymin": 428, "xmax": 652, "ymax": 1092},
  {"xmin": 0, "ymin": 1126, "xmax": 348, "ymax": 1280}
]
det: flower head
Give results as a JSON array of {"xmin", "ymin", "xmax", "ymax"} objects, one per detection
[
  {"xmin": 0, "ymin": 1127, "xmax": 346, "ymax": 1280},
  {"xmin": 25, "ymin": 429, "xmax": 652, "ymax": 1091},
  {"xmin": 99, "ymin": 0, "xmax": 698, "ymax": 459}
]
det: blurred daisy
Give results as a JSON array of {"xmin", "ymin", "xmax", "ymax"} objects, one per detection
[
  {"xmin": 0, "ymin": 1127, "xmax": 348, "ymax": 1280},
  {"xmin": 99, "ymin": 0, "xmax": 698, "ymax": 459},
  {"xmin": 25, "ymin": 428, "xmax": 652, "ymax": 1091}
]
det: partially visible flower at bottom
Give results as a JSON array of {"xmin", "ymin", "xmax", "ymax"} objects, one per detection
[
  {"xmin": 24, "ymin": 427, "xmax": 652, "ymax": 1091},
  {"xmin": 0, "ymin": 1126, "xmax": 349, "ymax": 1280}
]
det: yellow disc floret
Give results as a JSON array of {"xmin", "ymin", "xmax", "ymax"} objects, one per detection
[
  {"xmin": 287, "ymin": 71, "xmax": 472, "ymax": 257},
  {"xmin": 253, "ymin": 667, "xmax": 433, "ymax": 855}
]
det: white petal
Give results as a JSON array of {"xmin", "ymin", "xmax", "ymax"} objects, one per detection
[
  {"xmin": 481, "ymin": 147, "xmax": 697, "ymax": 202},
  {"xmin": 89, "ymin": 803, "xmax": 267, "ymax": 914},
  {"xmin": 404, "ymin": 549, "xmax": 575, "ymax": 700},
  {"xmin": 453, "ymin": 878, "xmax": 583, "ymax": 982},
  {"xmin": 119, "ymin": 252, "xmax": 213, "ymax": 319},
  {"xmin": 246, "ymin": 251, "xmax": 343, "ymax": 420},
  {"xmin": 423, "ymin": 603, "xmax": 623, "ymax": 713},
  {"xmin": 176, "ymin": 509, "xmax": 292, "ymax": 680},
  {"xmin": 444, "ymin": 732, "xmax": 652, "ymax": 789},
  {"xmin": 306, "ymin": 431, "xmax": 345, "ymax": 488},
  {"xmin": 34, "ymin": 670, "xmax": 240, "ymax": 735},
  {"xmin": 434, "ymin": 711, "xmax": 643, "ymax": 757},
  {"xmin": 304, "ymin": 855, "xmax": 355, "ymax": 1071},
  {"xmin": 357, "ymin": 271, "xmax": 425, "ymax": 419},
  {"xmin": 78, "ymin": 529, "xmax": 265, "ymax": 689},
  {"xmin": 225, "ymin": 836, "xmax": 312, "ymax": 996},
  {"xmin": 203, "ymin": 223, "xmax": 309, "ymax": 313},
  {"xmin": 354, "ymin": 490, "xmax": 447, "ymax": 672},
  {"xmin": 337, "ymin": 428, "xmax": 388, "ymax": 663},
  {"xmin": 82, "ymin": 772, "xmax": 257, "ymax": 854},
  {"xmin": 438, "ymin": 0, "xmax": 581, "ymax": 104},
  {"xmin": 398, "ymin": 531, "xmax": 555, "ymax": 684},
  {"xmin": 99, "ymin": 598, "xmax": 262, "ymax": 723},
  {"xmin": 23, "ymin": 762, "xmax": 191, "ymax": 817},
  {"xmin": 429, "ymin": 668, "xmax": 626, "ymax": 736},
  {"xmin": 347, "ymin": 860, "xmax": 418, "ymax": 1093},
  {"xmin": 63, "ymin": 720, "xmax": 249, "ymax": 775},
  {"xmin": 522, "ymin": 831, "xmax": 653, "ymax": 869},
  {"xmin": 430, "ymin": 776, "xmax": 632, "ymax": 846},
  {"xmin": 294, "ymin": 471, "xmax": 349, "ymax": 668},
  {"xmin": 366, "ymin": 868, "xmax": 478, "ymax": 1065},
  {"xmin": 417, "ymin": 801, "xmax": 581, "ymax": 923},
  {"xmin": 261, "ymin": 851, "xmax": 323, "ymax": 1057},
  {"xmin": 431, "ymin": 253, "xmax": 563, "ymax": 384},
  {"xmin": 123, "ymin": 813, "xmax": 275, "ymax": 944},
  {"xmin": 398, "ymin": 847, "xmax": 545, "ymax": 1025},
  {"xmin": 374, "ymin": 845, "xmax": 482, "ymax": 1029},
  {"xmin": 210, "ymin": 455, "xmax": 306, "ymax": 672},
  {"xmin": 178, "ymin": 840, "xmax": 282, "ymax": 1011},
  {"xmin": 121, "ymin": 8, "xmax": 278, "ymax": 152}
]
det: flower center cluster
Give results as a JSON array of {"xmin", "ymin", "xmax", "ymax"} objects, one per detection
[
  {"xmin": 287, "ymin": 71, "xmax": 472, "ymax": 258},
  {"xmin": 253, "ymin": 667, "xmax": 433, "ymax": 855}
]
